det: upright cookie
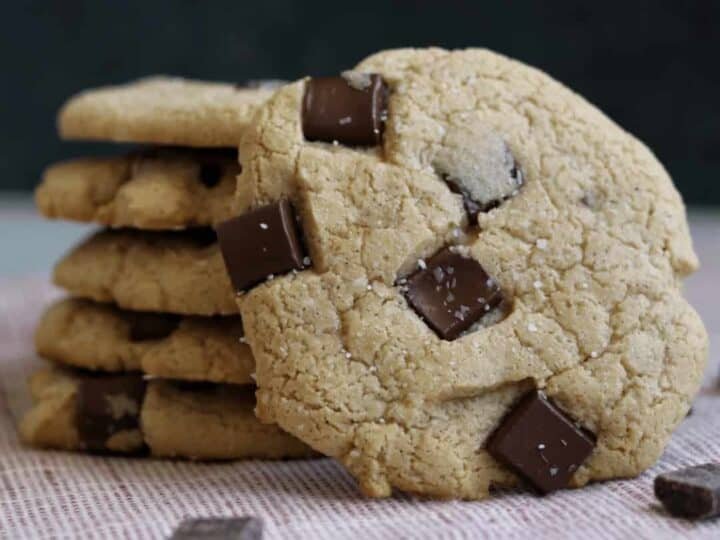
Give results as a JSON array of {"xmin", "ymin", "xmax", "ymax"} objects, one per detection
[
  {"xmin": 228, "ymin": 48, "xmax": 707, "ymax": 499},
  {"xmin": 36, "ymin": 298, "xmax": 253, "ymax": 384},
  {"xmin": 20, "ymin": 368, "xmax": 315, "ymax": 460},
  {"xmin": 58, "ymin": 77, "xmax": 272, "ymax": 147},
  {"xmin": 54, "ymin": 229, "xmax": 236, "ymax": 315},
  {"xmin": 36, "ymin": 148, "xmax": 240, "ymax": 230}
]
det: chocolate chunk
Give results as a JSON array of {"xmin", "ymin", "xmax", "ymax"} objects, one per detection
[
  {"xmin": 655, "ymin": 464, "xmax": 720, "ymax": 519},
  {"xmin": 404, "ymin": 247, "xmax": 503, "ymax": 340},
  {"xmin": 216, "ymin": 200, "xmax": 307, "ymax": 292},
  {"xmin": 76, "ymin": 373, "xmax": 147, "ymax": 452},
  {"xmin": 302, "ymin": 73, "xmax": 388, "ymax": 146},
  {"xmin": 486, "ymin": 390, "xmax": 595, "ymax": 494},
  {"xmin": 170, "ymin": 517, "xmax": 263, "ymax": 539},
  {"xmin": 433, "ymin": 123, "xmax": 523, "ymax": 222},
  {"xmin": 124, "ymin": 312, "xmax": 181, "ymax": 341}
]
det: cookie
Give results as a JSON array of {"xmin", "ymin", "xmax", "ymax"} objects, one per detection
[
  {"xmin": 36, "ymin": 298, "xmax": 253, "ymax": 384},
  {"xmin": 20, "ymin": 368, "xmax": 315, "ymax": 460},
  {"xmin": 58, "ymin": 77, "xmax": 272, "ymax": 147},
  {"xmin": 54, "ymin": 229, "xmax": 236, "ymax": 315},
  {"xmin": 225, "ymin": 48, "xmax": 707, "ymax": 499},
  {"xmin": 36, "ymin": 148, "xmax": 240, "ymax": 230}
]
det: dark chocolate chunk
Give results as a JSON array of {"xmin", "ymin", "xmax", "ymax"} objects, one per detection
[
  {"xmin": 76, "ymin": 373, "xmax": 147, "ymax": 452},
  {"xmin": 302, "ymin": 73, "xmax": 388, "ymax": 146},
  {"xmin": 216, "ymin": 200, "xmax": 307, "ymax": 293},
  {"xmin": 655, "ymin": 463, "xmax": 720, "ymax": 519},
  {"xmin": 124, "ymin": 312, "xmax": 181, "ymax": 342},
  {"xmin": 404, "ymin": 247, "xmax": 503, "ymax": 340},
  {"xmin": 486, "ymin": 390, "xmax": 595, "ymax": 494},
  {"xmin": 169, "ymin": 517, "xmax": 263, "ymax": 539}
]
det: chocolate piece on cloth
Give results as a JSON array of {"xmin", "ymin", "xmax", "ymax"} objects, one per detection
[
  {"xmin": 404, "ymin": 247, "xmax": 503, "ymax": 340},
  {"xmin": 169, "ymin": 517, "xmax": 263, "ymax": 540},
  {"xmin": 486, "ymin": 390, "xmax": 595, "ymax": 494},
  {"xmin": 76, "ymin": 373, "xmax": 147, "ymax": 452},
  {"xmin": 125, "ymin": 312, "xmax": 181, "ymax": 342},
  {"xmin": 216, "ymin": 200, "xmax": 307, "ymax": 293},
  {"xmin": 654, "ymin": 463, "xmax": 720, "ymax": 519},
  {"xmin": 302, "ymin": 73, "xmax": 388, "ymax": 146}
]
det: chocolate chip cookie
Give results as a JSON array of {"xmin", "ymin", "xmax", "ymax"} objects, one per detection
[
  {"xmin": 37, "ymin": 148, "xmax": 240, "ymax": 230},
  {"xmin": 219, "ymin": 48, "xmax": 707, "ymax": 499},
  {"xmin": 20, "ymin": 368, "xmax": 315, "ymax": 460},
  {"xmin": 58, "ymin": 77, "xmax": 271, "ymax": 147},
  {"xmin": 36, "ymin": 298, "xmax": 253, "ymax": 384}
]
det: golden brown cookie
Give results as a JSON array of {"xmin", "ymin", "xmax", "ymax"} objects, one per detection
[
  {"xmin": 36, "ymin": 298, "xmax": 252, "ymax": 384},
  {"xmin": 53, "ymin": 229, "xmax": 236, "ymax": 316},
  {"xmin": 36, "ymin": 148, "xmax": 240, "ymax": 230},
  {"xmin": 225, "ymin": 48, "xmax": 707, "ymax": 499},
  {"xmin": 20, "ymin": 368, "xmax": 315, "ymax": 460},
  {"xmin": 58, "ymin": 77, "xmax": 272, "ymax": 147}
]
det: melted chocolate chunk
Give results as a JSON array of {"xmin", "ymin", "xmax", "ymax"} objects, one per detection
[
  {"xmin": 76, "ymin": 373, "xmax": 147, "ymax": 452},
  {"xmin": 486, "ymin": 390, "xmax": 595, "ymax": 494},
  {"xmin": 404, "ymin": 248, "xmax": 503, "ymax": 340},
  {"xmin": 170, "ymin": 517, "xmax": 264, "ymax": 539},
  {"xmin": 216, "ymin": 200, "xmax": 307, "ymax": 293},
  {"xmin": 124, "ymin": 312, "xmax": 181, "ymax": 341},
  {"xmin": 302, "ymin": 73, "xmax": 388, "ymax": 146},
  {"xmin": 655, "ymin": 464, "xmax": 720, "ymax": 519}
]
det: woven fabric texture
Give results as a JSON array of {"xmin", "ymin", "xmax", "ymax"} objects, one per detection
[{"xmin": 0, "ymin": 276, "xmax": 718, "ymax": 540}]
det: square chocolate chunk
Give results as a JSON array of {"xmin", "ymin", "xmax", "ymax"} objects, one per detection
[
  {"xmin": 404, "ymin": 247, "xmax": 503, "ymax": 340},
  {"xmin": 170, "ymin": 517, "xmax": 263, "ymax": 539},
  {"xmin": 302, "ymin": 73, "xmax": 388, "ymax": 146},
  {"xmin": 486, "ymin": 390, "xmax": 595, "ymax": 494},
  {"xmin": 76, "ymin": 373, "xmax": 147, "ymax": 452},
  {"xmin": 655, "ymin": 463, "xmax": 720, "ymax": 519},
  {"xmin": 216, "ymin": 200, "xmax": 307, "ymax": 293}
]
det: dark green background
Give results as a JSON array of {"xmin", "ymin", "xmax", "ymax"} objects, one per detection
[{"xmin": 2, "ymin": 1, "xmax": 718, "ymax": 204}]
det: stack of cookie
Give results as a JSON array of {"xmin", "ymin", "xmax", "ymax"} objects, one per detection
[
  {"xmin": 21, "ymin": 77, "xmax": 314, "ymax": 460},
  {"xmin": 19, "ymin": 48, "xmax": 707, "ymax": 505}
]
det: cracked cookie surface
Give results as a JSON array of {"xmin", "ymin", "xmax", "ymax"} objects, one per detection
[
  {"xmin": 36, "ymin": 148, "xmax": 240, "ymax": 230},
  {"xmin": 20, "ymin": 368, "xmax": 315, "ymax": 460},
  {"xmin": 236, "ymin": 48, "xmax": 707, "ymax": 499},
  {"xmin": 36, "ymin": 298, "xmax": 253, "ymax": 384},
  {"xmin": 58, "ymin": 77, "xmax": 271, "ymax": 147},
  {"xmin": 54, "ymin": 229, "xmax": 236, "ymax": 315}
]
